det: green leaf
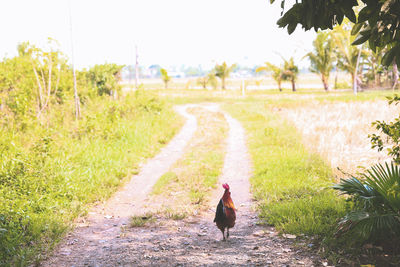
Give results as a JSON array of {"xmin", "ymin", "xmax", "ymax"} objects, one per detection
[
  {"xmin": 382, "ymin": 46, "xmax": 397, "ymax": 66},
  {"xmin": 368, "ymin": 38, "xmax": 377, "ymax": 53},
  {"xmin": 358, "ymin": 5, "xmax": 374, "ymax": 23},
  {"xmin": 351, "ymin": 23, "xmax": 363, "ymax": 36},
  {"xmin": 352, "ymin": 31, "xmax": 371, "ymax": 45},
  {"xmin": 341, "ymin": 6, "xmax": 356, "ymax": 23},
  {"xmin": 287, "ymin": 23, "xmax": 297, "ymax": 34}
]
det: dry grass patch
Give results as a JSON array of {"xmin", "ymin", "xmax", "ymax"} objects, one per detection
[
  {"xmin": 280, "ymin": 100, "xmax": 400, "ymax": 175},
  {"xmin": 150, "ymin": 105, "xmax": 228, "ymax": 216}
]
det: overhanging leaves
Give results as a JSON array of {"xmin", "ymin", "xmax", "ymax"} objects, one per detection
[{"xmin": 271, "ymin": 0, "xmax": 400, "ymax": 66}]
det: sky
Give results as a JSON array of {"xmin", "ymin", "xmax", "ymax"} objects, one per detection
[{"xmin": 0, "ymin": 0, "xmax": 316, "ymax": 70}]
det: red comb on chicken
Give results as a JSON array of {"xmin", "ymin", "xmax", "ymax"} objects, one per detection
[{"xmin": 213, "ymin": 183, "xmax": 236, "ymax": 240}]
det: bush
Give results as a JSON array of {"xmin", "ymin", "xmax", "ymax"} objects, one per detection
[
  {"xmin": 87, "ymin": 64, "xmax": 124, "ymax": 96},
  {"xmin": 370, "ymin": 95, "xmax": 400, "ymax": 164},
  {"xmin": 333, "ymin": 162, "xmax": 400, "ymax": 243}
]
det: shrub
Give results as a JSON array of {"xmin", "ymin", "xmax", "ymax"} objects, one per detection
[
  {"xmin": 333, "ymin": 162, "xmax": 400, "ymax": 243},
  {"xmin": 370, "ymin": 95, "xmax": 400, "ymax": 164}
]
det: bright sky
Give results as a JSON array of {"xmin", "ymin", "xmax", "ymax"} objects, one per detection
[{"xmin": 1, "ymin": 0, "xmax": 316, "ymax": 70}]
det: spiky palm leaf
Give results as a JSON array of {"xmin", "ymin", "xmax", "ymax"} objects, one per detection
[{"xmin": 333, "ymin": 162, "xmax": 400, "ymax": 241}]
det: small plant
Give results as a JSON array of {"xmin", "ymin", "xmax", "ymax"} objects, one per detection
[
  {"xmin": 164, "ymin": 208, "xmax": 187, "ymax": 220},
  {"xmin": 370, "ymin": 95, "xmax": 400, "ymax": 164},
  {"xmin": 130, "ymin": 213, "xmax": 156, "ymax": 227},
  {"xmin": 190, "ymin": 189, "xmax": 206, "ymax": 205},
  {"xmin": 333, "ymin": 162, "xmax": 400, "ymax": 242}
]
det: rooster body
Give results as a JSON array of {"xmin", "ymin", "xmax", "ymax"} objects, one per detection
[{"xmin": 213, "ymin": 183, "xmax": 236, "ymax": 240}]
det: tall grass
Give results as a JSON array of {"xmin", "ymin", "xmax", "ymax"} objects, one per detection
[
  {"xmin": 0, "ymin": 91, "xmax": 183, "ymax": 266},
  {"xmin": 223, "ymin": 102, "xmax": 347, "ymax": 238},
  {"xmin": 280, "ymin": 100, "xmax": 400, "ymax": 174}
]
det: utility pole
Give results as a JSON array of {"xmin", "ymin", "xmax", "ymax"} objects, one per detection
[
  {"xmin": 135, "ymin": 44, "xmax": 139, "ymax": 90},
  {"xmin": 68, "ymin": 0, "xmax": 80, "ymax": 119}
]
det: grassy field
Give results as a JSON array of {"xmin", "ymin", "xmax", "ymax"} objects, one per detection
[
  {"xmin": 0, "ymin": 91, "xmax": 183, "ymax": 266},
  {"xmin": 280, "ymin": 100, "xmax": 400, "ymax": 175}
]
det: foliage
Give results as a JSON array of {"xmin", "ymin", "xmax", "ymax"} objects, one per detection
[
  {"xmin": 87, "ymin": 63, "xmax": 124, "ymax": 96},
  {"xmin": 370, "ymin": 95, "xmax": 400, "ymax": 164},
  {"xmin": 270, "ymin": 0, "xmax": 400, "ymax": 66},
  {"xmin": 0, "ymin": 40, "xmax": 74, "ymax": 121},
  {"xmin": 256, "ymin": 62, "xmax": 283, "ymax": 91},
  {"xmin": 214, "ymin": 62, "xmax": 236, "ymax": 90},
  {"xmin": 305, "ymin": 31, "xmax": 335, "ymax": 91},
  {"xmin": 333, "ymin": 162, "xmax": 400, "ymax": 242},
  {"xmin": 160, "ymin": 68, "xmax": 171, "ymax": 89}
]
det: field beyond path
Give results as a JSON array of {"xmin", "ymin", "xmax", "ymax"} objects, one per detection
[{"xmin": 43, "ymin": 104, "xmax": 321, "ymax": 267}]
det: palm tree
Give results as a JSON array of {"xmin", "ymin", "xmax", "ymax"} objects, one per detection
[
  {"xmin": 305, "ymin": 31, "xmax": 335, "ymax": 91},
  {"xmin": 282, "ymin": 57, "xmax": 299, "ymax": 92},
  {"xmin": 214, "ymin": 62, "xmax": 235, "ymax": 90},
  {"xmin": 256, "ymin": 62, "xmax": 283, "ymax": 91},
  {"xmin": 160, "ymin": 68, "xmax": 171, "ymax": 89},
  {"xmin": 332, "ymin": 25, "xmax": 366, "ymax": 93}
]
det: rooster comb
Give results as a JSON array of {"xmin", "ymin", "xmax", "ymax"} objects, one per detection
[{"xmin": 222, "ymin": 183, "xmax": 230, "ymax": 190}]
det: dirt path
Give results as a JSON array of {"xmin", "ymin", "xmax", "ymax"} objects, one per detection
[{"xmin": 43, "ymin": 104, "xmax": 322, "ymax": 267}]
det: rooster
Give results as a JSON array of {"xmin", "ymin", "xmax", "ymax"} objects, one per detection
[{"xmin": 213, "ymin": 183, "xmax": 236, "ymax": 240}]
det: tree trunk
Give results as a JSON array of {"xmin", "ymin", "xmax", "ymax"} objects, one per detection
[
  {"xmin": 334, "ymin": 67, "xmax": 338, "ymax": 89},
  {"xmin": 291, "ymin": 79, "xmax": 296, "ymax": 92},
  {"xmin": 278, "ymin": 81, "xmax": 282, "ymax": 92},
  {"xmin": 222, "ymin": 77, "xmax": 225, "ymax": 90},
  {"xmin": 322, "ymin": 74, "xmax": 329, "ymax": 91},
  {"xmin": 353, "ymin": 47, "xmax": 362, "ymax": 95},
  {"xmin": 392, "ymin": 59, "xmax": 399, "ymax": 91},
  {"xmin": 377, "ymin": 72, "xmax": 381, "ymax": 87}
]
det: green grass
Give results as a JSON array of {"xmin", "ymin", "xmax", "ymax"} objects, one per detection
[
  {"xmin": 223, "ymin": 102, "xmax": 347, "ymax": 238},
  {"xmin": 130, "ymin": 213, "xmax": 156, "ymax": 227},
  {"xmin": 0, "ymin": 91, "xmax": 183, "ymax": 266}
]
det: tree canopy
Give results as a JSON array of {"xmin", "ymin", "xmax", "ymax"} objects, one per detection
[{"xmin": 270, "ymin": 0, "xmax": 400, "ymax": 66}]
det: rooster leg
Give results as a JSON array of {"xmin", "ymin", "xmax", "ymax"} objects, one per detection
[
  {"xmin": 227, "ymin": 228, "xmax": 230, "ymax": 239},
  {"xmin": 221, "ymin": 228, "xmax": 226, "ymax": 241}
]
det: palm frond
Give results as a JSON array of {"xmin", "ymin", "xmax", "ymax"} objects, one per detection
[{"xmin": 334, "ymin": 161, "xmax": 400, "ymax": 241}]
